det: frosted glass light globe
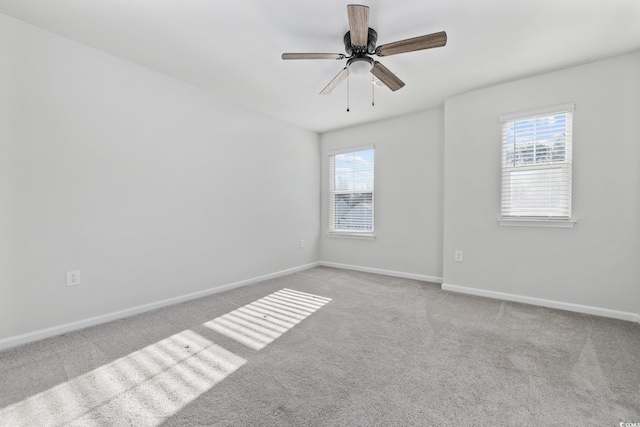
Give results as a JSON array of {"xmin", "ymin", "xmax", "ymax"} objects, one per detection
[{"xmin": 347, "ymin": 57, "xmax": 373, "ymax": 76}]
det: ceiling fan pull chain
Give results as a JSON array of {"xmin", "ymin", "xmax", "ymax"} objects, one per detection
[
  {"xmin": 347, "ymin": 73, "xmax": 350, "ymax": 112},
  {"xmin": 372, "ymin": 74, "xmax": 375, "ymax": 106}
]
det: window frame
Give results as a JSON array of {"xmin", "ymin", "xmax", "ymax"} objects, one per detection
[
  {"xmin": 327, "ymin": 145, "xmax": 375, "ymax": 239},
  {"xmin": 497, "ymin": 103, "xmax": 577, "ymax": 228}
]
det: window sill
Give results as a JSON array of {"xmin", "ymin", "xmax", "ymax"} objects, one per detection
[
  {"xmin": 497, "ymin": 218, "xmax": 577, "ymax": 228},
  {"xmin": 327, "ymin": 232, "xmax": 376, "ymax": 240}
]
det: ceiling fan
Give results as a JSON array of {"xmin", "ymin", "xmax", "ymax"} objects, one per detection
[{"xmin": 282, "ymin": 4, "xmax": 447, "ymax": 94}]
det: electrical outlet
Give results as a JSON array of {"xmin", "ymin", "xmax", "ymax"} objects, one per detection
[
  {"xmin": 67, "ymin": 270, "xmax": 81, "ymax": 286},
  {"xmin": 300, "ymin": 239, "xmax": 304, "ymax": 249},
  {"xmin": 454, "ymin": 250, "xmax": 464, "ymax": 262}
]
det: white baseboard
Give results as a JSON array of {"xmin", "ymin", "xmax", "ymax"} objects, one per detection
[
  {"xmin": 442, "ymin": 283, "xmax": 639, "ymax": 322},
  {"xmin": 319, "ymin": 261, "xmax": 443, "ymax": 284},
  {"xmin": 0, "ymin": 262, "xmax": 320, "ymax": 351}
]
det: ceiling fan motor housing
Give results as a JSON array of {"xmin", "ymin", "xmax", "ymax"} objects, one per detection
[{"xmin": 344, "ymin": 28, "xmax": 378, "ymax": 55}]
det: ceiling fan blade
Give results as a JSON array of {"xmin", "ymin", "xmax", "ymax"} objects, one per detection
[
  {"xmin": 347, "ymin": 4, "xmax": 369, "ymax": 47},
  {"xmin": 320, "ymin": 67, "xmax": 350, "ymax": 95},
  {"xmin": 282, "ymin": 53, "xmax": 345, "ymax": 60},
  {"xmin": 371, "ymin": 62, "xmax": 405, "ymax": 91},
  {"xmin": 376, "ymin": 31, "xmax": 447, "ymax": 57}
]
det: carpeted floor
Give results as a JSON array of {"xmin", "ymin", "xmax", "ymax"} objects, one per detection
[{"xmin": 1, "ymin": 266, "xmax": 639, "ymax": 426}]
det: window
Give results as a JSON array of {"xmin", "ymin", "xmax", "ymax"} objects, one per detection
[
  {"xmin": 328, "ymin": 146, "xmax": 374, "ymax": 237},
  {"xmin": 499, "ymin": 104, "xmax": 575, "ymax": 226}
]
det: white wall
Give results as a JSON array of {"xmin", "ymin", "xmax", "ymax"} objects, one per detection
[
  {"xmin": 0, "ymin": 19, "xmax": 18, "ymax": 328},
  {"xmin": 0, "ymin": 13, "xmax": 320, "ymax": 340},
  {"xmin": 320, "ymin": 109, "xmax": 444, "ymax": 280},
  {"xmin": 3, "ymin": 13, "xmax": 638, "ymax": 346},
  {"xmin": 443, "ymin": 52, "xmax": 640, "ymax": 316}
]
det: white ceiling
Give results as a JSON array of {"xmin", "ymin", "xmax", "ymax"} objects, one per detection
[{"xmin": 1, "ymin": 0, "xmax": 640, "ymax": 133}]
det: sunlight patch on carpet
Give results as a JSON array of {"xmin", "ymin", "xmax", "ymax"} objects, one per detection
[
  {"xmin": 204, "ymin": 288, "xmax": 332, "ymax": 350},
  {"xmin": 0, "ymin": 288, "xmax": 330, "ymax": 426},
  {"xmin": 0, "ymin": 330, "xmax": 244, "ymax": 426}
]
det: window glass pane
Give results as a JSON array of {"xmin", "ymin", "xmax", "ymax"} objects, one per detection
[
  {"xmin": 334, "ymin": 149, "xmax": 374, "ymax": 191},
  {"xmin": 508, "ymin": 113, "xmax": 568, "ymax": 167}
]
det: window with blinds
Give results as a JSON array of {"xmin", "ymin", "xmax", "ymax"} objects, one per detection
[
  {"xmin": 328, "ymin": 146, "xmax": 374, "ymax": 234},
  {"xmin": 500, "ymin": 104, "xmax": 574, "ymax": 219}
]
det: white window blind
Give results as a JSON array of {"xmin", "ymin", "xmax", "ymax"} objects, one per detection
[
  {"xmin": 500, "ymin": 104, "xmax": 574, "ymax": 218},
  {"xmin": 328, "ymin": 146, "xmax": 374, "ymax": 234}
]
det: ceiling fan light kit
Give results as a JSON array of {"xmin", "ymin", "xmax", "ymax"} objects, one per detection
[
  {"xmin": 347, "ymin": 56, "xmax": 373, "ymax": 75},
  {"xmin": 282, "ymin": 4, "xmax": 447, "ymax": 105}
]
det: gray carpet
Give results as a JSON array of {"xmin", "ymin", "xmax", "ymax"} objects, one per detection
[{"xmin": 1, "ymin": 266, "xmax": 639, "ymax": 426}]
